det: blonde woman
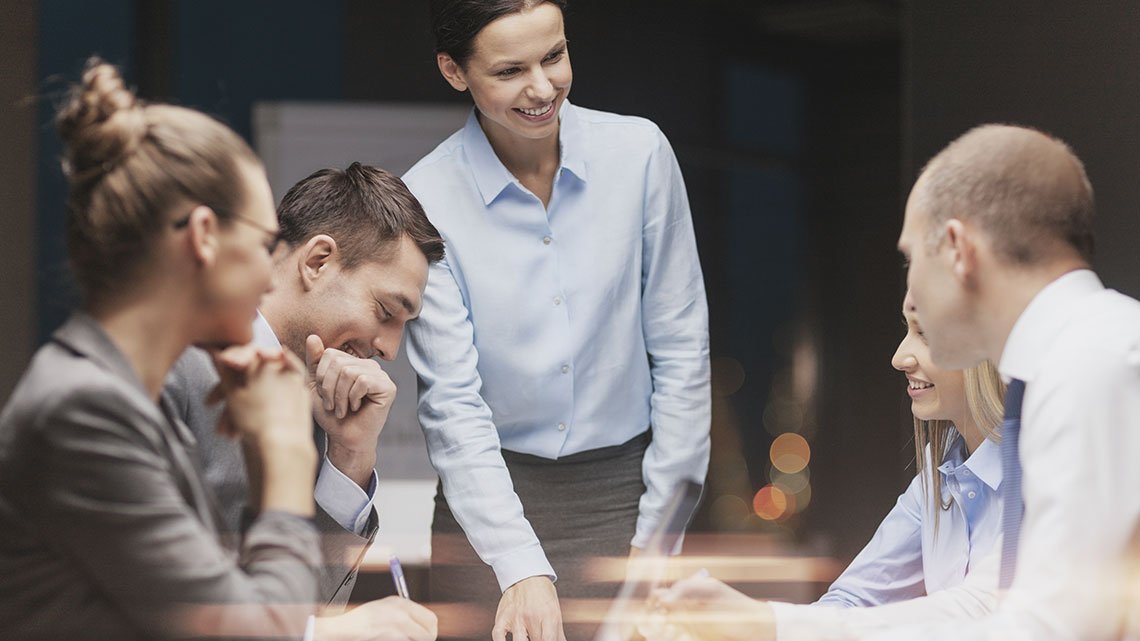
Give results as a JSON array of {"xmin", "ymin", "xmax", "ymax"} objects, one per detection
[
  {"xmin": 814, "ymin": 291, "xmax": 1005, "ymax": 605},
  {"xmin": 648, "ymin": 292, "xmax": 1006, "ymax": 641}
]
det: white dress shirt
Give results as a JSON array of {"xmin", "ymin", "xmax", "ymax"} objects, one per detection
[
  {"xmin": 252, "ymin": 313, "xmax": 377, "ymax": 535},
  {"xmin": 403, "ymin": 102, "xmax": 711, "ymax": 591},
  {"xmin": 859, "ymin": 270, "xmax": 1140, "ymax": 640}
]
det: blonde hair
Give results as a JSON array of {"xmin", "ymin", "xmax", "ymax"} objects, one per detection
[
  {"xmin": 914, "ymin": 359, "xmax": 1005, "ymax": 537},
  {"xmin": 56, "ymin": 57, "xmax": 259, "ymax": 304}
]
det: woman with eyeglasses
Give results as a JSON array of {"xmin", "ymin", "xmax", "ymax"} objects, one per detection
[{"xmin": 0, "ymin": 59, "xmax": 321, "ymax": 640}]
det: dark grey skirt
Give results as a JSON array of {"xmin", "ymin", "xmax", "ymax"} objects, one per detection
[{"xmin": 431, "ymin": 431, "xmax": 650, "ymax": 641}]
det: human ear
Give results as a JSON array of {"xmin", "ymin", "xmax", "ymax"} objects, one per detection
[
  {"xmin": 437, "ymin": 53, "xmax": 469, "ymax": 92},
  {"xmin": 187, "ymin": 205, "xmax": 220, "ymax": 266},
  {"xmin": 944, "ymin": 219, "xmax": 977, "ymax": 282},
  {"xmin": 298, "ymin": 234, "xmax": 338, "ymax": 292}
]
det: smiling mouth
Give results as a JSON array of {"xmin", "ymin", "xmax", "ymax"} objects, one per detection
[
  {"xmin": 908, "ymin": 379, "xmax": 934, "ymax": 391},
  {"xmin": 513, "ymin": 101, "xmax": 555, "ymax": 119}
]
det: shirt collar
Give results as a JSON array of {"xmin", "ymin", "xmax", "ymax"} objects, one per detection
[
  {"xmin": 53, "ymin": 311, "xmax": 149, "ymax": 399},
  {"xmin": 461, "ymin": 100, "xmax": 586, "ymax": 206},
  {"xmin": 557, "ymin": 102, "xmax": 587, "ymax": 183},
  {"xmin": 999, "ymin": 269, "xmax": 1104, "ymax": 383},
  {"xmin": 937, "ymin": 436, "xmax": 1003, "ymax": 491},
  {"xmin": 962, "ymin": 437, "xmax": 1002, "ymax": 491},
  {"xmin": 252, "ymin": 310, "xmax": 281, "ymax": 349}
]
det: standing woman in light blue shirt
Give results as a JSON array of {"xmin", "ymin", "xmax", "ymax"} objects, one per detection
[{"xmin": 402, "ymin": 2, "xmax": 711, "ymax": 641}]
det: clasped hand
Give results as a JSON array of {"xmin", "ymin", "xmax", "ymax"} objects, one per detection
[
  {"xmin": 209, "ymin": 344, "xmax": 312, "ymax": 444},
  {"xmin": 641, "ymin": 573, "xmax": 776, "ymax": 641}
]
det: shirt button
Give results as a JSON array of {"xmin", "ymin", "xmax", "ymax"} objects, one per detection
[
  {"xmin": 553, "ymin": 296, "xmax": 562, "ymax": 306},
  {"xmin": 543, "ymin": 236, "xmax": 552, "ymax": 245},
  {"xmin": 561, "ymin": 364, "xmax": 570, "ymax": 374},
  {"xmin": 967, "ymin": 491, "xmax": 977, "ymax": 499},
  {"xmin": 962, "ymin": 469, "xmax": 971, "ymax": 476},
  {"xmin": 557, "ymin": 423, "xmax": 567, "ymax": 431}
]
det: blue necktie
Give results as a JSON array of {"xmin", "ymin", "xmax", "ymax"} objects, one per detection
[{"xmin": 998, "ymin": 378, "xmax": 1027, "ymax": 589}]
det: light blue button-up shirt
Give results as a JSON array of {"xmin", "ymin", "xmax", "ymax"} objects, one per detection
[
  {"xmin": 815, "ymin": 435, "xmax": 1003, "ymax": 607},
  {"xmin": 403, "ymin": 102, "xmax": 711, "ymax": 591}
]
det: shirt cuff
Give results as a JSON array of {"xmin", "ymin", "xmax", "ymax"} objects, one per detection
[
  {"xmin": 632, "ymin": 516, "xmax": 685, "ymax": 554},
  {"xmin": 770, "ymin": 601, "xmax": 857, "ymax": 641},
  {"xmin": 490, "ymin": 542, "xmax": 558, "ymax": 593},
  {"xmin": 631, "ymin": 525, "xmax": 653, "ymax": 550},
  {"xmin": 314, "ymin": 455, "xmax": 377, "ymax": 536}
]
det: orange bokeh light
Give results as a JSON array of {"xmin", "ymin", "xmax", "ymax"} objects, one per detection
[
  {"xmin": 753, "ymin": 484, "xmax": 789, "ymax": 521},
  {"xmin": 770, "ymin": 433, "xmax": 811, "ymax": 474}
]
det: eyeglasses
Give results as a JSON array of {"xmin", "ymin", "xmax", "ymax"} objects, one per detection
[{"xmin": 172, "ymin": 206, "xmax": 284, "ymax": 254}]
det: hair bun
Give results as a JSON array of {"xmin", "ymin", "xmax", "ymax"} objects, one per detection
[{"xmin": 56, "ymin": 57, "xmax": 147, "ymax": 178}]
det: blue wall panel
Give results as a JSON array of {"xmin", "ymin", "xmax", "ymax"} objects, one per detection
[{"xmin": 36, "ymin": 0, "xmax": 136, "ymax": 342}]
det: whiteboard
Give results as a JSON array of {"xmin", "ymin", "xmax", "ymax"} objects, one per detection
[{"xmin": 254, "ymin": 101, "xmax": 471, "ymax": 564}]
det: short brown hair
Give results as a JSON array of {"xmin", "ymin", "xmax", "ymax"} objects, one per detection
[
  {"xmin": 276, "ymin": 162, "xmax": 444, "ymax": 268},
  {"xmin": 918, "ymin": 124, "xmax": 1095, "ymax": 264},
  {"xmin": 57, "ymin": 57, "xmax": 259, "ymax": 303}
]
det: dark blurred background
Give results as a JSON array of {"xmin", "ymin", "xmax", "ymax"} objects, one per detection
[{"xmin": 3, "ymin": 0, "xmax": 1139, "ymax": 594}]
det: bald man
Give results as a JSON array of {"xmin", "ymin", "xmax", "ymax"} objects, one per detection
[
  {"xmin": 648, "ymin": 125, "xmax": 1140, "ymax": 641},
  {"xmin": 880, "ymin": 123, "xmax": 1140, "ymax": 640}
]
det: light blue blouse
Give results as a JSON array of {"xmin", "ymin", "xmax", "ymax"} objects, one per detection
[
  {"xmin": 403, "ymin": 102, "xmax": 711, "ymax": 590},
  {"xmin": 815, "ymin": 435, "xmax": 1003, "ymax": 606}
]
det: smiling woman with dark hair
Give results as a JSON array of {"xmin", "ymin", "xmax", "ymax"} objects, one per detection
[{"xmin": 403, "ymin": 2, "xmax": 711, "ymax": 641}]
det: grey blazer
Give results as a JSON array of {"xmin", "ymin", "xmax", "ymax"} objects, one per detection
[
  {"xmin": 165, "ymin": 345, "xmax": 378, "ymax": 609},
  {"xmin": 0, "ymin": 314, "xmax": 321, "ymax": 641}
]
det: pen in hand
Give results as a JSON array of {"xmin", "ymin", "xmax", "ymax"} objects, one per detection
[{"xmin": 389, "ymin": 555, "xmax": 411, "ymax": 599}]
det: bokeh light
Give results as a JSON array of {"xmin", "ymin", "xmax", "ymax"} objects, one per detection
[
  {"xmin": 770, "ymin": 467, "xmax": 812, "ymax": 517},
  {"xmin": 762, "ymin": 397, "xmax": 804, "ymax": 435},
  {"xmin": 710, "ymin": 494, "xmax": 751, "ymax": 530},
  {"xmin": 792, "ymin": 335, "xmax": 819, "ymax": 403},
  {"xmin": 753, "ymin": 484, "xmax": 789, "ymax": 521},
  {"xmin": 770, "ymin": 432, "xmax": 811, "ymax": 473},
  {"xmin": 771, "ymin": 468, "xmax": 810, "ymax": 494},
  {"xmin": 711, "ymin": 357, "xmax": 746, "ymax": 397},
  {"xmin": 792, "ymin": 482, "xmax": 812, "ymax": 511}
]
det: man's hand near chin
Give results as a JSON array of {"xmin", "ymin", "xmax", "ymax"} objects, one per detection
[
  {"xmin": 315, "ymin": 597, "xmax": 438, "ymax": 641},
  {"xmin": 305, "ymin": 335, "xmax": 396, "ymax": 488},
  {"xmin": 494, "ymin": 576, "xmax": 568, "ymax": 641}
]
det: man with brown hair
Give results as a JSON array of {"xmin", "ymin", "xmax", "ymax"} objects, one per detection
[{"xmin": 165, "ymin": 162, "xmax": 445, "ymax": 641}]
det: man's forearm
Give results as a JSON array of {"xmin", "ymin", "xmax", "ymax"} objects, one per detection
[{"xmin": 325, "ymin": 441, "xmax": 377, "ymax": 490}]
